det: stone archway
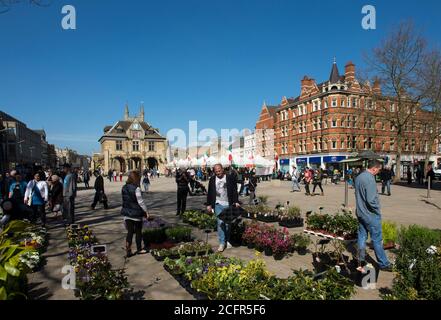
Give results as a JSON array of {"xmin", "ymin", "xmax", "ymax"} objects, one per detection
[
  {"xmin": 113, "ymin": 157, "xmax": 126, "ymax": 173},
  {"xmin": 130, "ymin": 157, "xmax": 142, "ymax": 171},
  {"xmin": 147, "ymin": 157, "xmax": 158, "ymax": 169}
]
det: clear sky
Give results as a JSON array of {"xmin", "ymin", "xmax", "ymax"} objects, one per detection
[{"xmin": 1, "ymin": 0, "xmax": 440, "ymax": 155}]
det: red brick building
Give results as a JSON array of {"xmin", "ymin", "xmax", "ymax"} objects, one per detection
[
  {"xmin": 255, "ymin": 102, "xmax": 278, "ymax": 159},
  {"xmin": 272, "ymin": 60, "xmax": 439, "ymax": 175}
]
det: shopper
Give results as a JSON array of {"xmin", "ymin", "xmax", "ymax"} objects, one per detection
[
  {"xmin": 303, "ymin": 167, "xmax": 313, "ymax": 196},
  {"xmin": 355, "ymin": 160, "xmax": 392, "ymax": 272},
  {"xmin": 142, "ymin": 172, "xmax": 150, "ymax": 193},
  {"xmin": 176, "ymin": 168, "xmax": 190, "ymax": 215},
  {"xmin": 206, "ymin": 163, "xmax": 240, "ymax": 252},
  {"xmin": 312, "ymin": 169, "xmax": 324, "ymax": 196},
  {"xmin": 380, "ymin": 166, "xmax": 392, "ymax": 196},
  {"xmin": 121, "ymin": 171, "xmax": 149, "ymax": 257},
  {"xmin": 62, "ymin": 164, "xmax": 76, "ymax": 225},
  {"xmin": 91, "ymin": 170, "xmax": 109, "ymax": 210},
  {"xmin": 291, "ymin": 166, "xmax": 301, "ymax": 192},
  {"xmin": 48, "ymin": 174, "xmax": 62, "ymax": 211},
  {"xmin": 24, "ymin": 172, "xmax": 48, "ymax": 227}
]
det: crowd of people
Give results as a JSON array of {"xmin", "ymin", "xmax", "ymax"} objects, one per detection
[{"xmin": 0, "ymin": 165, "xmax": 111, "ymax": 229}]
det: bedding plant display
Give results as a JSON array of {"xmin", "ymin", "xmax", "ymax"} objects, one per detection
[
  {"xmin": 305, "ymin": 212, "xmax": 358, "ymax": 240},
  {"xmin": 383, "ymin": 225, "xmax": 441, "ymax": 300},
  {"xmin": 291, "ymin": 233, "xmax": 311, "ymax": 255},
  {"xmin": 242, "ymin": 222, "xmax": 294, "ymax": 259},
  {"xmin": 181, "ymin": 211, "xmax": 217, "ymax": 230},
  {"xmin": 0, "ymin": 221, "xmax": 47, "ymax": 300},
  {"xmin": 151, "ymin": 241, "xmax": 213, "ymax": 261},
  {"xmin": 278, "ymin": 205, "xmax": 304, "ymax": 228},
  {"xmin": 66, "ymin": 225, "xmax": 130, "ymax": 300},
  {"xmin": 165, "ymin": 252, "xmax": 356, "ymax": 300}
]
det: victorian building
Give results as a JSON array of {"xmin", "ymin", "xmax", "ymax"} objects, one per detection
[
  {"xmin": 273, "ymin": 60, "xmax": 439, "ymax": 176},
  {"xmin": 98, "ymin": 104, "xmax": 167, "ymax": 173}
]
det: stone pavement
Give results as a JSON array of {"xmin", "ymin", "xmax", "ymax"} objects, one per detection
[{"xmin": 27, "ymin": 176, "xmax": 441, "ymax": 300}]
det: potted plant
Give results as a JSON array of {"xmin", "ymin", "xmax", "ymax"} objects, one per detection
[
  {"xmin": 291, "ymin": 233, "xmax": 311, "ymax": 255},
  {"xmin": 279, "ymin": 206, "xmax": 304, "ymax": 228},
  {"xmin": 382, "ymin": 221, "xmax": 398, "ymax": 250}
]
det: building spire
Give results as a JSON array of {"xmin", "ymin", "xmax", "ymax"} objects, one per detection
[
  {"xmin": 124, "ymin": 102, "xmax": 129, "ymax": 120},
  {"xmin": 329, "ymin": 58, "xmax": 340, "ymax": 83},
  {"xmin": 139, "ymin": 101, "xmax": 145, "ymax": 121}
]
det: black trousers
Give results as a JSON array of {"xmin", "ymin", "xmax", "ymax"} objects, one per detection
[
  {"xmin": 91, "ymin": 191, "xmax": 108, "ymax": 209},
  {"xmin": 84, "ymin": 180, "xmax": 90, "ymax": 188},
  {"xmin": 125, "ymin": 219, "xmax": 143, "ymax": 252},
  {"xmin": 304, "ymin": 182, "xmax": 311, "ymax": 195},
  {"xmin": 177, "ymin": 187, "xmax": 189, "ymax": 214},
  {"xmin": 313, "ymin": 182, "xmax": 324, "ymax": 193},
  {"xmin": 31, "ymin": 204, "xmax": 46, "ymax": 225}
]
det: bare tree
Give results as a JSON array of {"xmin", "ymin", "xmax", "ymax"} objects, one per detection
[
  {"xmin": 417, "ymin": 50, "xmax": 441, "ymax": 173},
  {"xmin": 363, "ymin": 21, "xmax": 428, "ymax": 182},
  {"xmin": 0, "ymin": 0, "xmax": 51, "ymax": 14}
]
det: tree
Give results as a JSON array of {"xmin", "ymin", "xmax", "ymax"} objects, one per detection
[
  {"xmin": 363, "ymin": 21, "xmax": 428, "ymax": 182},
  {"xmin": 417, "ymin": 50, "xmax": 441, "ymax": 174}
]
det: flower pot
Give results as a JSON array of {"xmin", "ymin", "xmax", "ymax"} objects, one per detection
[
  {"xmin": 264, "ymin": 248, "xmax": 273, "ymax": 256},
  {"xmin": 383, "ymin": 241, "xmax": 395, "ymax": 250},
  {"xmin": 247, "ymin": 243, "xmax": 255, "ymax": 250},
  {"xmin": 273, "ymin": 253, "xmax": 284, "ymax": 260},
  {"xmin": 297, "ymin": 247, "xmax": 307, "ymax": 256}
]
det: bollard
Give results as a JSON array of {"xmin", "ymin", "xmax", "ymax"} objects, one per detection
[
  {"xmin": 427, "ymin": 176, "xmax": 431, "ymax": 199},
  {"xmin": 344, "ymin": 180, "xmax": 349, "ymax": 207}
]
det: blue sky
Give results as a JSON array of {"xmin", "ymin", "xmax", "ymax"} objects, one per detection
[{"xmin": 1, "ymin": 0, "xmax": 440, "ymax": 155}]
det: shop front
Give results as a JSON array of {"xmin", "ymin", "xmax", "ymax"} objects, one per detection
[
  {"xmin": 323, "ymin": 155, "xmax": 347, "ymax": 172},
  {"xmin": 279, "ymin": 159, "xmax": 290, "ymax": 174}
]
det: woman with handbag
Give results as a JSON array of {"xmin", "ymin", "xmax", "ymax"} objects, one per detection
[
  {"xmin": 24, "ymin": 172, "xmax": 48, "ymax": 227},
  {"xmin": 49, "ymin": 175, "xmax": 63, "ymax": 217},
  {"xmin": 121, "ymin": 171, "xmax": 149, "ymax": 257}
]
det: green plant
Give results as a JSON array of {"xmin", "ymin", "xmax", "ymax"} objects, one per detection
[
  {"xmin": 0, "ymin": 221, "xmax": 35, "ymax": 300},
  {"xmin": 287, "ymin": 206, "xmax": 301, "ymax": 218},
  {"xmin": 257, "ymin": 195, "xmax": 269, "ymax": 205},
  {"xmin": 165, "ymin": 226, "xmax": 192, "ymax": 243},
  {"xmin": 291, "ymin": 234, "xmax": 311, "ymax": 250},
  {"xmin": 382, "ymin": 221, "xmax": 398, "ymax": 244},
  {"xmin": 142, "ymin": 227, "xmax": 167, "ymax": 245},
  {"xmin": 384, "ymin": 225, "xmax": 441, "ymax": 300}
]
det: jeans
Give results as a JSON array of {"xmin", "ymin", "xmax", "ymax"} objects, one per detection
[
  {"xmin": 357, "ymin": 213, "xmax": 391, "ymax": 268},
  {"xmin": 63, "ymin": 196, "xmax": 75, "ymax": 224},
  {"xmin": 215, "ymin": 204, "xmax": 230, "ymax": 245},
  {"xmin": 312, "ymin": 182, "xmax": 323, "ymax": 193},
  {"xmin": 381, "ymin": 180, "xmax": 391, "ymax": 195},
  {"xmin": 292, "ymin": 179, "xmax": 300, "ymax": 191},
  {"xmin": 143, "ymin": 183, "xmax": 149, "ymax": 192}
]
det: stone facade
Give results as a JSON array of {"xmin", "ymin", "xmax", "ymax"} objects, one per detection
[{"xmin": 98, "ymin": 104, "xmax": 167, "ymax": 173}]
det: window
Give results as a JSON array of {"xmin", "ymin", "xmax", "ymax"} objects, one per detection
[
  {"xmin": 331, "ymin": 119, "xmax": 337, "ymax": 127},
  {"xmin": 341, "ymin": 98, "xmax": 345, "ymax": 107},
  {"xmin": 332, "ymin": 98, "xmax": 337, "ymax": 107},
  {"xmin": 368, "ymin": 137, "xmax": 373, "ymax": 149},
  {"xmin": 149, "ymin": 141, "xmax": 155, "ymax": 151},
  {"xmin": 313, "ymin": 138, "xmax": 317, "ymax": 151},
  {"xmin": 390, "ymin": 138, "xmax": 395, "ymax": 151},
  {"xmin": 312, "ymin": 119, "xmax": 317, "ymax": 131},
  {"xmin": 405, "ymin": 141, "xmax": 409, "ymax": 151},
  {"xmin": 347, "ymin": 97, "xmax": 351, "ymax": 107},
  {"xmin": 298, "ymin": 105, "xmax": 303, "ymax": 116},
  {"xmin": 341, "ymin": 139, "xmax": 345, "ymax": 149},
  {"xmin": 116, "ymin": 141, "xmax": 123, "ymax": 151},
  {"xmin": 303, "ymin": 105, "xmax": 307, "ymax": 115},
  {"xmin": 352, "ymin": 136, "xmax": 357, "ymax": 149},
  {"xmin": 352, "ymin": 98, "xmax": 357, "ymax": 108},
  {"xmin": 390, "ymin": 103, "xmax": 395, "ymax": 112},
  {"xmin": 317, "ymin": 118, "xmax": 322, "ymax": 130},
  {"xmin": 132, "ymin": 141, "xmax": 139, "ymax": 152},
  {"xmin": 331, "ymin": 140, "xmax": 337, "ymax": 149},
  {"xmin": 324, "ymin": 100, "xmax": 328, "ymax": 108},
  {"xmin": 411, "ymin": 140, "xmax": 415, "ymax": 151}
]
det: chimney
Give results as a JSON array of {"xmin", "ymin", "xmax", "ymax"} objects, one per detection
[
  {"xmin": 345, "ymin": 61, "xmax": 355, "ymax": 83},
  {"xmin": 373, "ymin": 78, "xmax": 382, "ymax": 95}
]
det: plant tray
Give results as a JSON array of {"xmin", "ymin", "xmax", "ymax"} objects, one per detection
[
  {"xmin": 303, "ymin": 229, "xmax": 356, "ymax": 243},
  {"xmin": 279, "ymin": 220, "xmax": 304, "ymax": 228}
]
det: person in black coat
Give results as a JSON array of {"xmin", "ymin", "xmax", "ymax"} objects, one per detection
[
  {"xmin": 91, "ymin": 170, "xmax": 108, "ymax": 209},
  {"xmin": 206, "ymin": 163, "xmax": 240, "ymax": 252},
  {"xmin": 176, "ymin": 168, "xmax": 190, "ymax": 215}
]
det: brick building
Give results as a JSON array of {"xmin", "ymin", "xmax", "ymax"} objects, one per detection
[
  {"xmin": 273, "ymin": 60, "xmax": 439, "ymax": 175},
  {"xmin": 255, "ymin": 102, "xmax": 278, "ymax": 160}
]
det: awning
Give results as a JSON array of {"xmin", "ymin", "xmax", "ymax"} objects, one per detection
[{"xmin": 339, "ymin": 158, "xmax": 362, "ymax": 163}]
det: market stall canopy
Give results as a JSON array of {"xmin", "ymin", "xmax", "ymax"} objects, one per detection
[{"xmin": 357, "ymin": 150, "xmax": 382, "ymax": 160}]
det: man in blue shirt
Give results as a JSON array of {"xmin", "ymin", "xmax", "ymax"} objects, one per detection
[{"xmin": 355, "ymin": 160, "xmax": 392, "ymax": 272}]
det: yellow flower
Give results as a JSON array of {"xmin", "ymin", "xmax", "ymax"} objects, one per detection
[{"xmin": 84, "ymin": 236, "xmax": 90, "ymax": 241}]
